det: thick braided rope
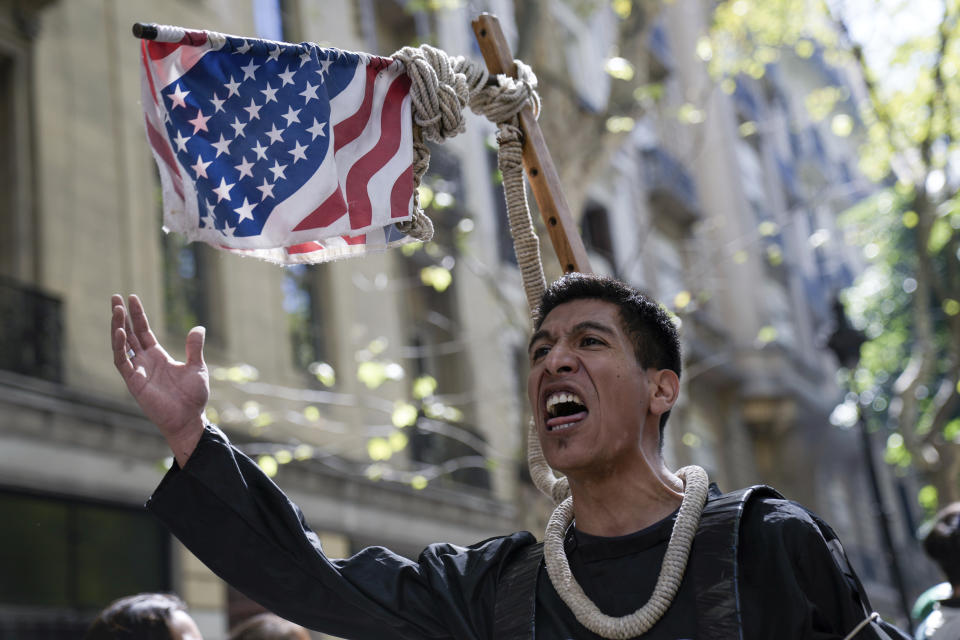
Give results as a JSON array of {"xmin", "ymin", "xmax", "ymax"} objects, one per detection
[
  {"xmin": 390, "ymin": 45, "xmax": 562, "ymax": 501},
  {"xmin": 497, "ymin": 121, "xmax": 546, "ymax": 317},
  {"xmin": 543, "ymin": 466, "xmax": 710, "ymax": 639},
  {"xmin": 527, "ymin": 418, "xmax": 570, "ymax": 503}
]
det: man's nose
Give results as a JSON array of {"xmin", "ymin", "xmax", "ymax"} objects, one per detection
[{"xmin": 545, "ymin": 342, "xmax": 578, "ymax": 375}]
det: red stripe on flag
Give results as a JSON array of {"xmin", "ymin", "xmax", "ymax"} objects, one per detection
[
  {"xmin": 180, "ymin": 30, "xmax": 209, "ymax": 46},
  {"xmin": 141, "ymin": 41, "xmax": 159, "ymax": 105},
  {"xmin": 147, "ymin": 41, "xmax": 182, "ymax": 60},
  {"xmin": 286, "ymin": 241, "xmax": 324, "ymax": 255},
  {"xmin": 389, "ymin": 164, "xmax": 414, "ymax": 219},
  {"xmin": 145, "ymin": 120, "xmax": 184, "ymax": 199},
  {"xmin": 146, "ymin": 31, "xmax": 207, "ymax": 60},
  {"xmin": 292, "ymin": 189, "xmax": 349, "ymax": 231},
  {"xmin": 343, "ymin": 74, "xmax": 411, "ymax": 230},
  {"xmin": 333, "ymin": 65, "xmax": 378, "ymax": 152},
  {"xmin": 343, "ymin": 234, "xmax": 367, "ymax": 245}
]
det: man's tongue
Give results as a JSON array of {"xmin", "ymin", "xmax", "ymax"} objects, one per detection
[{"xmin": 547, "ymin": 410, "xmax": 588, "ymax": 431}]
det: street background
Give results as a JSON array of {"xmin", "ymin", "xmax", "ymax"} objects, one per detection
[{"xmin": 0, "ymin": 0, "xmax": 955, "ymax": 637}]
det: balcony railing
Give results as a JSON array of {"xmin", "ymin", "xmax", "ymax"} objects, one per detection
[
  {"xmin": 0, "ymin": 276, "xmax": 63, "ymax": 383},
  {"xmin": 641, "ymin": 146, "xmax": 700, "ymax": 224}
]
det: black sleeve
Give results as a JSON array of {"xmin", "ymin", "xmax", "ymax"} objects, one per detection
[
  {"xmin": 146, "ymin": 425, "xmax": 535, "ymax": 640},
  {"xmin": 738, "ymin": 497, "xmax": 884, "ymax": 640}
]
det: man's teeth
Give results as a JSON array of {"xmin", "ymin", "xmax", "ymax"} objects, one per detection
[{"xmin": 546, "ymin": 391, "xmax": 584, "ymax": 416}]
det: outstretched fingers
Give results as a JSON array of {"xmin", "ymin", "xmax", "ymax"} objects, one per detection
[
  {"xmin": 112, "ymin": 322, "xmax": 136, "ymax": 379},
  {"xmin": 112, "ymin": 293, "xmax": 143, "ymax": 355},
  {"xmin": 127, "ymin": 294, "xmax": 159, "ymax": 351}
]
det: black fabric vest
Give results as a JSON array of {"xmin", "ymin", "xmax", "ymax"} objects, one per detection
[{"xmin": 492, "ymin": 485, "xmax": 910, "ymax": 640}]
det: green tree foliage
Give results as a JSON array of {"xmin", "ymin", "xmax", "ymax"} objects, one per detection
[{"xmin": 707, "ymin": 0, "xmax": 960, "ymax": 509}]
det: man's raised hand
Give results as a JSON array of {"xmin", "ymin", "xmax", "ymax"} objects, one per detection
[{"xmin": 111, "ymin": 294, "xmax": 209, "ymax": 467}]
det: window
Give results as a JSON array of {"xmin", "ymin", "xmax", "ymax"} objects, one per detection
[
  {"xmin": 0, "ymin": 51, "xmax": 15, "ymax": 280},
  {"xmin": 362, "ymin": 0, "xmax": 432, "ymax": 54},
  {"xmin": 253, "ymin": 0, "xmax": 303, "ymax": 42},
  {"xmin": 652, "ymin": 231, "xmax": 686, "ymax": 305},
  {"xmin": 284, "ymin": 264, "xmax": 330, "ymax": 374},
  {"xmin": 0, "ymin": 42, "xmax": 37, "ymax": 282},
  {"xmin": 0, "ymin": 490, "xmax": 170, "ymax": 610},
  {"xmin": 161, "ymin": 231, "xmax": 215, "ymax": 338},
  {"xmin": 582, "ymin": 202, "xmax": 616, "ymax": 272},
  {"xmin": 156, "ymin": 169, "xmax": 219, "ymax": 340},
  {"xmin": 486, "ymin": 145, "xmax": 518, "ymax": 267}
]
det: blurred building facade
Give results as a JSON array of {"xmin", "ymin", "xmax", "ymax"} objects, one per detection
[{"xmin": 0, "ymin": 0, "xmax": 937, "ymax": 637}]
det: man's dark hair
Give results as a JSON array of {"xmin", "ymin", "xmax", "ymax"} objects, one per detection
[
  {"xmin": 534, "ymin": 273, "xmax": 682, "ymax": 433},
  {"xmin": 84, "ymin": 593, "xmax": 189, "ymax": 640},
  {"xmin": 923, "ymin": 503, "xmax": 960, "ymax": 586}
]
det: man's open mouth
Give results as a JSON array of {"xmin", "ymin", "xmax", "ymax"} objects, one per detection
[{"xmin": 545, "ymin": 391, "xmax": 589, "ymax": 431}]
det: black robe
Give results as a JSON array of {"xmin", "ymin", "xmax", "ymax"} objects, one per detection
[{"xmin": 147, "ymin": 425, "xmax": 885, "ymax": 639}]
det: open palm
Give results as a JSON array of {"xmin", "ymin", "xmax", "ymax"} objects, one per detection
[{"xmin": 111, "ymin": 294, "xmax": 209, "ymax": 450}]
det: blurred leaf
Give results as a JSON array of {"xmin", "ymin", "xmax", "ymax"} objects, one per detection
[
  {"xmin": 421, "ymin": 266, "xmax": 453, "ymax": 292},
  {"xmin": 392, "ymin": 401, "xmax": 419, "ymax": 428},
  {"xmin": 412, "ymin": 375, "xmax": 438, "ymax": 399},
  {"xmin": 258, "ymin": 455, "xmax": 278, "ymax": 478},
  {"xmin": 357, "ymin": 361, "xmax": 388, "ymax": 389},
  {"xmin": 367, "ymin": 438, "xmax": 393, "ymax": 461}
]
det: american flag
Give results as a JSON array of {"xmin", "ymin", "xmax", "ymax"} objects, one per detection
[{"xmin": 140, "ymin": 28, "xmax": 416, "ymax": 264}]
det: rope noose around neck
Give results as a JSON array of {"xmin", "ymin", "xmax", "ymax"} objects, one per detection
[{"xmin": 544, "ymin": 466, "xmax": 710, "ymax": 639}]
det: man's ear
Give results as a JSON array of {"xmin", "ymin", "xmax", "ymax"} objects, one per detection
[{"xmin": 649, "ymin": 369, "xmax": 680, "ymax": 416}]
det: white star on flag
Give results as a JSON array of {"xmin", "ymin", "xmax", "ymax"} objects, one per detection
[
  {"xmin": 300, "ymin": 82, "xmax": 319, "ymax": 103},
  {"xmin": 234, "ymin": 197, "xmax": 257, "ymax": 222},
  {"xmin": 289, "ymin": 140, "xmax": 308, "ymax": 163},
  {"xmin": 224, "ymin": 75, "xmax": 241, "ymax": 97},
  {"xmin": 306, "ymin": 118, "xmax": 326, "ymax": 140},
  {"xmin": 264, "ymin": 124, "xmax": 284, "ymax": 144},
  {"xmin": 188, "ymin": 109, "xmax": 210, "ymax": 134},
  {"xmin": 251, "ymin": 139, "xmax": 269, "ymax": 160},
  {"xmin": 261, "ymin": 83, "xmax": 279, "ymax": 103},
  {"xmin": 268, "ymin": 160, "xmax": 288, "ymax": 181},
  {"xmin": 168, "ymin": 84, "xmax": 190, "ymax": 109},
  {"xmin": 192, "ymin": 155, "xmax": 212, "ymax": 178},
  {"xmin": 230, "ymin": 117, "xmax": 247, "ymax": 138},
  {"xmin": 256, "ymin": 178, "xmax": 276, "ymax": 201},
  {"xmin": 173, "ymin": 129, "xmax": 190, "ymax": 152},
  {"xmin": 211, "ymin": 134, "xmax": 232, "ymax": 157},
  {"xmin": 281, "ymin": 106, "xmax": 301, "ymax": 126},
  {"xmin": 235, "ymin": 156, "xmax": 255, "ymax": 179},
  {"xmin": 212, "ymin": 176, "xmax": 235, "ymax": 202},
  {"xmin": 278, "ymin": 66, "xmax": 296, "ymax": 86},
  {"xmin": 244, "ymin": 99, "xmax": 263, "ymax": 120},
  {"xmin": 240, "ymin": 59, "xmax": 260, "ymax": 81}
]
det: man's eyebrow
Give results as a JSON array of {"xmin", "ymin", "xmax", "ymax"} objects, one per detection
[
  {"xmin": 571, "ymin": 321, "xmax": 617, "ymax": 336},
  {"xmin": 528, "ymin": 329, "xmax": 551, "ymax": 353},
  {"xmin": 528, "ymin": 321, "xmax": 617, "ymax": 353}
]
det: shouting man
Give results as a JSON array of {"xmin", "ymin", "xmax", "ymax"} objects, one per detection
[{"xmin": 111, "ymin": 273, "xmax": 905, "ymax": 639}]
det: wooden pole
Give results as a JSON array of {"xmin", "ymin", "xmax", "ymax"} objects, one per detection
[{"xmin": 471, "ymin": 13, "xmax": 592, "ymax": 275}]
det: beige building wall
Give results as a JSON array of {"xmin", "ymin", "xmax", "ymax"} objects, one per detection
[
  {"xmin": 0, "ymin": 0, "xmax": 939, "ymax": 635},
  {"xmin": 0, "ymin": 1, "xmax": 525, "ymax": 637}
]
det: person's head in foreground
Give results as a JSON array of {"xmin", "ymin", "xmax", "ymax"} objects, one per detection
[
  {"xmin": 228, "ymin": 612, "xmax": 311, "ymax": 640},
  {"xmin": 528, "ymin": 273, "xmax": 681, "ymax": 478},
  {"xmin": 924, "ymin": 502, "xmax": 960, "ymax": 591},
  {"xmin": 84, "ymin": 593, "xmax": 202, "ymax": 640}
]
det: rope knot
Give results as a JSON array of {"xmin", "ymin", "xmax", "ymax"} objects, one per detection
[
  {"xmin": 469, "ymin": 59, "xmax": 541, "ymax": 124},
  {"xmin": 387, "ymin": 45, "xmax": 542, "ymax": 247},
  {"xmin": 392, "ymin": 44, "xmax": 472, "ymax": 144}
]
